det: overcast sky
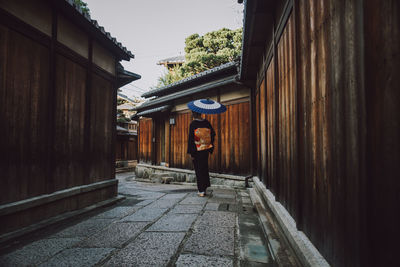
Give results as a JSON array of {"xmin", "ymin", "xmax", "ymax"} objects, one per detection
[{"xmin": 84, "ymin": 0, "xmax": 244, "ymax": 98}]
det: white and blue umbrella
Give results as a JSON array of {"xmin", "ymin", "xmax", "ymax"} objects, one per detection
[{"xmin": 187, "ymin": 98, "xmax": 226, "ymax": 114}]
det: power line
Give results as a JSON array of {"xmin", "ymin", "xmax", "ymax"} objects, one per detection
[{"xmin": 124, "ymin": 83, "xmax": 147, "ymax": 92}]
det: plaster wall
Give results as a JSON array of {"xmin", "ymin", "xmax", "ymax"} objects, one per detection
[
  {"xmin": 220, "ymin": 87, "xmax": 249, "ymax": 103},
  {"xmin": 93, "ymin": 41, "xmax": 116, "ymax": 75},
  {"xmin": 0, "ymin": 0, "xmax": 52, "ymax": 36},
  {"xmin": 57, "ymin": 14, "xmax": 88, "ymax": 58}
]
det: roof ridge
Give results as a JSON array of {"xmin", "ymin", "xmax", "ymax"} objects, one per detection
[
  {"xmin": 64, "ymin": 0, "xmax": 134, "ymax": 58},
  {"xmin": 142, "ymin": 60, "xmax": 239, "ymax": 97}
]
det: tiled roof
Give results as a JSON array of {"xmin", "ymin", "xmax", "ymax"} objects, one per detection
[
  {"xmin": 117, "ymin": 103, "xmax": 135, "ymax": 110},
  {"xmin": 157, "ymin": 55, "xmax": 185, "ymax": 65},
  {"xmin": 136, "ymin": 105, "xmax": 171, "ymax": 117},
  {"xmin": 63, "ymin": 0, "xmax": 134, "ymax": 59},
  {"xmin": 142, "ymin": 61, "xmax": 239, "ymax": 98}
]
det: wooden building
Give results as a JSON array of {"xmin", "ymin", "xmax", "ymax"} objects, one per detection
[
  {"xmin": 136, "ymin": 61, "xmax": 252, "ymax": 176},
  {"xmin": 116, "ymin": 122, "xmax": 138, "ymax": 162},
  {"xmin": 239, "ymin": 0, "xmax": 399, "ymax": 266},
  {"xmin": 157, "ymin": 55, "xmax": 185, "ymax": 72},
  {"xmin": 0, "ymin": 0, "xmax": 139, "ymax": 241}
]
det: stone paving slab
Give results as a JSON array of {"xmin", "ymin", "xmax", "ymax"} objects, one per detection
[
  {"xmin": 38, "ymin": 248, "xmax": 113, "ymax": 267},
  {"xmin": 0, "ymin": 173, "xmax": 280, "ymax": 267},
  {"xmin": 0, "ymin": 238, "xmax": 80, "ymax": 266},
  {"xmin": 212, "ymin": 188, "xmax": 236, "ymax": 196},
  {"xmin": 160, "ymin": 193, "xmax": 188, "ymax": 199},
  {"xmin": 93, "ymin": 206, "xmax": 140, "ymax": 219},
  {"xmin": 239, "ymin": 190, "xmax": 250, "ymax": 197},
  {"xmin": 77, "ymin": 222, "xmax": 148, "ymax": 248},
  {"xmin": 195, "ymin": 211, "xmax": 236, "ymax": 228},
  {"xmin": 104, "ymin": 232, "xmax": 185, "ymax": 266},
  {"xmin": 213, "ymin": 193, "xmax": 236, "ymax": 199},
  {"xmin": 136, "ymin": 193, "xmax": 165, "ymax": 200},
  {"xmin": 204, "ymin": 202, "xmax": 220, "ymax": 210},
  {"xmin": 145, "ymin": 198, "xmax": 180, "ymax": 209},
  {"xmin": 135, "ymin": 199, "xmax": 156, "ymax": 206},
  {"xmin": 180, "ymin": 196, "xmax": 208, "ymax": 205},
  {"xmin": 208, "ymin": 197, "xmax": 237, "ymax": 204},
  {"xmin": 175, "ymin": 254, "xmax": 233, "ymax": 267},
  {"xmin": 117, "ymin": 197, "xmax": 147, "ymax": 206},
  {"xmin": 51, "ymin": 219, "xmax": 114, "ymax": 238},
  {"xmin": 147, "ymin": 214, "xmax": 197, "ymax": 232},
  {"xmin": 184, "ymin": 225, "xmax": 235, "ymax": 256},
  {"xmin": 170, "ymin": 204, "xmax": 203, "ymax": 214},
  {"xmin": 120, "ymin": 207, "xmax": 168, "ymax": 222}
]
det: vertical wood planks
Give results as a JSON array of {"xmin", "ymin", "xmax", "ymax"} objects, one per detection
[
  {"xmin": 139, "ymin": 118, "xmax": 152, "ymax": 163},
  {"xmin": 0, "ymin": 27, "xmax": 50, "ymax": 204},
  {"xmin": 53, "ymin": 54, "xmax": 86, "ymax": 190},
  {"xmin": 89, "ymin": 74, "xmax": 113, "ymax": 182},
  {"xmin": 266, "ymin": 60, "xmax": 275, "ymax": 191},
  {"xmin": 276, "ymin": 14, "xmax": 298, "ymax": 219}
]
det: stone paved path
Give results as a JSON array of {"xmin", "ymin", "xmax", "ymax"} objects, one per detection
[{"xmin": 0, "ymin": 172, "xmax": 274, "ymax": 266}]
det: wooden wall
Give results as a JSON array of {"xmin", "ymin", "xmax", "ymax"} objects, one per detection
[
  {"xmin": 89, "ymin": 74, "xmax": 114, "ymax": 182},
  {"xmin": 254, "ymin": 0, "xmax": 399, "ymax": 265},
  {"xmin": 116, "ymin": 136, "xmax": 137, "ymax": 161},
  {"xmin": 216, "ymin": 101, "xmax": 250, "ymax": 175},
  {"xmin": 138, "ymin": 100, "xmax": 251, "ymax": 175},
  {"xmin": 0, "ymin": 24, "xmax": 50, "ymax": 204},
  {"xmin": 170, "ymin": 112, "xmax": 191, "ymax": 169},
  {"xmin": 363, "ymin": 0, "xmax": 399, "ymax": 265},
  {"xmin": 138, "ymin": 118, "xmax": 152, "ymax": 164},
  {"xmin": 0, "ymin": 6, "xmax": 117, "ymax": 206}
]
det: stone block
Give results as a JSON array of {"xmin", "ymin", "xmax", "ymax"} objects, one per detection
[
  {"xmin": 105, "ymin": 232, "xmax": 185, "ymax": 266},
  {"xmin": 121, "ymin": 207, "xmax": 167, "ymax": 222},
  {"xmin": 184, "ymin": 225, "xmax": 235, "ymax": 256},
  {"xmin": 176, "ymin": 254, "xmax": 233, "ymax": 267},
  {"xmin": 171, "ymin": 204, "xmax": 203, "ymax": 214},
  {"xmin": 51, "ymin": 219, "xmax": 114, "ymax": 238},
  {"xmin": 77, "ymin": 222, "xmax": 147, "ymax": 248},
  {"xmin": 161, "ymin": 176, "xmax": 174, "ymax": 184},
  {"xmin": 147, "ymin": 214, "xmax": 197, "ymax": 232},
  {"xmin": 38, "ymin": 248, "xmax": 114, "ymax": 267},
  {"xmin": 194, "ymin": 211, "xmax": 236, "ymax": 228},
  {"xmin": 0, "ymin": 238, "xmax": 80, "ymax": 266},
  {"xmin": 186, "ymin": 174, "xmax": 196, "ymax": 183},
  {"xmin": 135, "ymin": 166, "xmax": 144, "ymax": 178}
]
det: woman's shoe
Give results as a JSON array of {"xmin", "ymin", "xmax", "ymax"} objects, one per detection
[{"xmin": 198, "ymin": 192, "xmax": 205, "ymax": 197}]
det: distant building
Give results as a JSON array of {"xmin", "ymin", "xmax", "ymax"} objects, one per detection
[
  {"xmin": 157, "ymin": 55, "xmax": 185, "ymax": 73},
  {"xmin": 117, "ymin": 102, "xmax": 136, "ymax": 119}
]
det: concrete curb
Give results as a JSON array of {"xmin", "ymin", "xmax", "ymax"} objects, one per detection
[{"xmin": 252, "ymin": 177, "xmax": 330, "ymax": 267}]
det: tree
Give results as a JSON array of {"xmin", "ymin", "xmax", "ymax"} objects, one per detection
[
  {"xmin": 156, "ymin": 27, "xmax": 242, "ymax": 87},
  {"xmin": 74, "ymin": 0, "xmax": 90, "ymax": 15}
]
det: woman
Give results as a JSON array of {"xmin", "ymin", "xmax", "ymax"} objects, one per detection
[{"xmin": 187, "ymin": 111, "xmax": 215, "ymax": 197}]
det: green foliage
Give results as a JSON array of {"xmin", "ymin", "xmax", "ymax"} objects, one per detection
[
  {"xmin": 117, "ymin": 117, "xmax": 131, "ymax": 123},
  {"xmin": 156, "ymin": 65, "xmax": 185, "ymax": 87},
  {"xmin": 117, "ymin": 110, "xmax": 131, "ymax": 123},
  {"xmin": 117, "ymin": 98, "xmax": 128, "ymax": 106},
  {"xmin": 74, "ymin": 0, "xmax": 90, "ymax": 15},
  {"xmin": 155, "ymin": 28, "xmax": 242, "ymax": 88}
]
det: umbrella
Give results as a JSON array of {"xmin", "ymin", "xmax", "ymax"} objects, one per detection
[{"xmin": 187, "ymin": 98, "xmax": 227, "ymax": 114}]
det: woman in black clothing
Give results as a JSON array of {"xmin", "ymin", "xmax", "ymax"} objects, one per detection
[{"xmin": 187, "ymin": 111, "xmax": 216, "ymax": 197}]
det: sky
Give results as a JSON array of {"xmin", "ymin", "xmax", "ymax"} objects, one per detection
[{"xmin": 84, "ymin": 0, "xmax": 244, "ymax": 99}]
